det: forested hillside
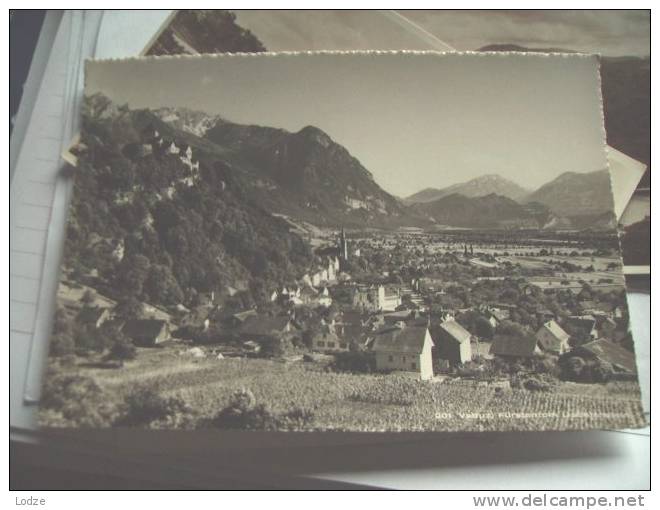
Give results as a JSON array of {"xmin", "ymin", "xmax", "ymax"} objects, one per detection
[{"xmin": 65, "ymin": 94, "xmax": 313, "ymax": 308}]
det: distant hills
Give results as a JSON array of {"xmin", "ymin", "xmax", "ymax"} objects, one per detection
[
  {"xmin": 96, "ymin": 93, "xmax": 616, "ymax": 232},
  {"xmin": 411, "ymin": 193, "xmax": 551, "ymax": 229},
  {"xmin": 403, "ymin": 174, "xmax": 530, "ymax": 204},
  {"xmin": 407, "ymin": 169, "xmax": 615, "ymax": 230}
]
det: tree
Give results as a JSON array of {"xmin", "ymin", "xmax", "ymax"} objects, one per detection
[
  {"xmin": 106, "ymin": 333, "xmax": 137, "ymax": 366},
  {"xmin": 210, "ymin": 388, "xmax": 278, "ymax": 430},
  {"xmin": 114, "ymin": 296, "xmax": 144, "ymax": 320},
  {"xmin": 118, "ymin": 386, "xmax": 190, "ymax": 427},
  {"xmin": 562, "ymin": 356, "xmax": 586, "ymax": 381},
  {"xmin": 73, "ymin": 325, "xmax": 107, "ymax": 354},
  {"xmin": 116, "ymin": 254, "xmax": 151, "ymax": 297},
  {"xmin": 50, "ymin": 333, "xmax": 75, "ymax": 357},
  {"xmin": 578, "ymin": 284, "xmax": 593, "ymax": 301},
  {"xmin": 81, "ymin": 289, "xmax": 95, "ymax": 306},
  {"xmin": 474, "ymin": 316, "xmax": 494, "ymax": 340},
  {"xmin": 144, "ymin": 264, "xmax": 184, "ymax": 305},
  {"xmin": 456, "ymin": 310, "xmax": 493, "ymax": 339},
  {"xmin": 53, "ymin": 306, "xmax": 72, "ymax": 335},
  {"xmin": 496, "ymin": 320, "xmax": 529, "ymax": 339},
  {"xmin": 40, "ymin": 369, "xmax": 120, "ymax": 427}
]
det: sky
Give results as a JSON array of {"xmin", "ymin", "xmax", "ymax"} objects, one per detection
[
  {"xmin": 86, "ymin": 52, "xmax": 608, "ymax": 197},
  {"xmin": 233, "ymin": 10, "xmax": 650, "ymax": 57}
]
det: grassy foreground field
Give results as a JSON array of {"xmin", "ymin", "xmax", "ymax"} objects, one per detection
[{"xmin": 43, "ymin": 346, "xmax": 646, "ymax": 432}]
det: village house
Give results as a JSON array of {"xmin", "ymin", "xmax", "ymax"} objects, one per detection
[
  {"xmin": 535, "ymin": 320, "xmax": 570, "ymax": 354},
  {"xmin": 567, "ymin": 315, "xmax": 599, "ymax": 341},
  {"xmin": 485, "ymin": 307, "xmax": 510, "ymax": 329},
  {"xmin": 181, "ymin": 306, "xmax": 211, "ymax": 331},
  {"xmin": 593, "ymin": 313, "xmax": 617, "ymax": 339},
  {"xmin": 239, "ymin": 314, "xmax": 294, "ymax": 343},
  {"xmin": 76, "ymin": 306, "xmax": 111, "ymax": 329},
  {"xmin": 383, "ymin": 309, "xmax": 419, "ymax": 325},
  {"xmin": 291, "ymin": 285, "xmax": 333, "ymax": 308},
  {"xmin": 352, "ymin": 284, "xmax": 401, "ymax": 312},
  {"xmin": 282, "ymin": 285, "xmax": 333, "ymax": 308},
  {"xmin": 535, "ymin": 307, "xmax": 555, "ymax": 322},
  {"xmin": 298, "ymin": 286, "xmax": 318, "ymax": 306},
  {"xmin": 433, "ymin": 318, "xmax": 473, "ymax": 365},
  {"xmin": 282, "ymin": 286, "xmax": 303, "ymax": 306},
  {"xmin": 224, "ymin": 309, "xmax": 257, "ymax": 329},
  {"xmin": 305, "ymin": 256, "xmax": 340, "ymax": 288},
  {"xmin": 141, "ymin": 303, "xmax": 172, "ymax": 322},
  {"xmin": 140, "ymin": 124, "xmax": 160, "ymax": 143},
  {"xmin": 370, "ymin": 324, "xmax": 434, "ymax": 380},
  {"xmin": 565, "ymin": 339, "xmax": 637, "ymax": 379},
  {"xmin": 418, "ymin": 277, "xmax": 445, "ymax": 294},
  {"xmin": 198, "ymin": 290, "xmax": 220, "ymax": 307},
  {"xmin": 312, "ymin": 325, "xmax": 349, "ymax": 352},
  {"xmin": 317, "ymin": 287, "xmax": 333, "ymax": 307},
  {"xmin": 596, "ymin": 301, "xmax": 625, "ymax": 320},
  {"xmin": 577, "ymin": 300, "xmax": 598, "ymax": 314},
  {"xmin": 490, "ymin": 334, "xmax": 541, "ymax": 360},
  {"xmin": 334, "ymin": 308, "xmax": 371, "ymax": 345},
  {"xmin": 122, "ymin": 319, "xmax": 171, "ymax": 347}
]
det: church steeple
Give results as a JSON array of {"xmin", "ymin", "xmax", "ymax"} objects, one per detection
[{"xmin": 339, "ymin": 227, "xmax": 349, "ymax": 262}]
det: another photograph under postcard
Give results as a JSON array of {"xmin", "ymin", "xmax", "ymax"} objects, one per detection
[{"xmin": 41, "ymin": 52, "xmax": 645, "ymax": 432}]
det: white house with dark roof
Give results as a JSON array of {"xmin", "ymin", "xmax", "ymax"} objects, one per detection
[
  {"xmin": 433, "ymin": 318, "xmax": 473, "ymax": 365},
  {"xmin": 536, "ymin": 320, "xmax": 570, "ymax": 354},
  {"xmin": 486, "ymin": 307, "xmax": 510, "ymax": 328},
  {"xmin": 370, "ymin": 324, "xmax": 434, "ymax": 380},
  {"xmin": 312, "ymin": 325, "xmax": 349, "ymax": 352}
]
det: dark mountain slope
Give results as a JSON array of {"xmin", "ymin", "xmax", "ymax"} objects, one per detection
[
  {"xmin": 524, "ymin": 169, "xmax": 614, "ymax": 217},
  {"xmin": 413, "ymin": 193, "xmax": 553, "ymax": 229},
  {"xmin": 146, "ymin": 10, "xmax": 267, "ymax": 56},
  {"xmin": 69, "ymin": 94, "xmax": 314, "ymax": 308},
  {"xmin": 206, "ymin": 121, "xmax": 423, "ymax": 228}
]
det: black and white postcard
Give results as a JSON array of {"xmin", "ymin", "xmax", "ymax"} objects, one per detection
[{"xmin": 41, "ymin": 52, "xmax": 645, "ymax": 432}]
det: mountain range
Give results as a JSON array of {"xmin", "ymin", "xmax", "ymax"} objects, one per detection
[
  {"xmin": 107, "ymin": 95, "xmax": 616, "ymax": 231},
  {"xmin": 205, "ymin": 122, "xmax": 415, "ymax": 228},
  {"xmin": 404, "ymin": 169, "xmax": 615, "ymax": 229},
  {"xmin": 403, "ymin": 175, "xmax": 530, "ymax": 204}
]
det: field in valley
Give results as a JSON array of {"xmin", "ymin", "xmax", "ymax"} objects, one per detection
[{"xmin": 53, "ymin": 346, "xmax": 646, "ymax": 432}]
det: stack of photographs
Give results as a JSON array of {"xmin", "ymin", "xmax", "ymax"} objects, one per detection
[{"xmin": 31, "ymin": 10, "xmax": 648, "ymax": 489}]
